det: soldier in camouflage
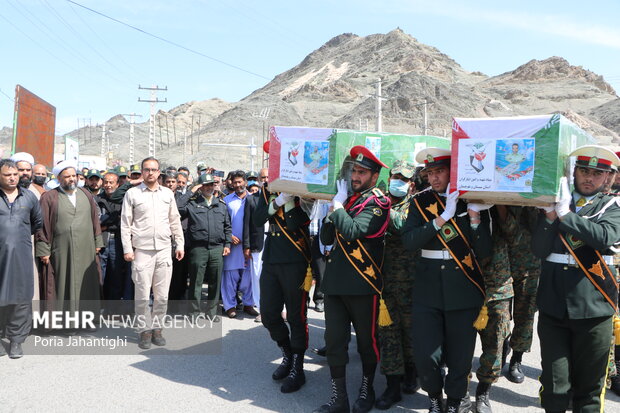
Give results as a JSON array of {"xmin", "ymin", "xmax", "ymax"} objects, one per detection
[
  {"xmin": 375, "ymin": 160, "xmax": 420, "ymax": 410},
  {"xmin": 475, "ymin": 206, "xmax": 540, "ymax": 413}
]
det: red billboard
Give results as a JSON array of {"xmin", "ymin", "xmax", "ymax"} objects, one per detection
[{"xmin": 12, "ymin": 85, "xmax": 56, "ymax": 167}]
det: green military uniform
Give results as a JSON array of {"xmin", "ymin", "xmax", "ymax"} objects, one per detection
[
  {"xmin": 253, "ymin": 185, "xmax": 311, "ymax": 393},
  {"xmin": 320, "ymin": 185, "xmax": 391, "ymax": 365},
  {"xmin": 402, "ymin": 188, "xmax": 492, "ymax": 402},
  {"xmin": 176, "ymin": 176, "xmax": 231, "ymax": 317},
  {"xmin": 533, "ymin": 191, "xmax": 620, "ymax": 412},
  {"xmin": 379, "ymin": 193, "xmax": 417, "ymax": 376}
]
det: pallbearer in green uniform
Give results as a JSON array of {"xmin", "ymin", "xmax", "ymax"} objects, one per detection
[
  {"xmin": 253, "ymin": 184, "xmax": 311, "ymax": 394},
  {"xmin": 313, "ymin": 146, "xmax": 391, "ymax": 413},
  {"xmin": 375, "ymin": 160, "xmax": 420, "ymax": 410},
  {"xmin": 533, "ymin": 145, "xmax": 620, "ymax": 413},
  {"xmin": 402, "ymin": 148, "xmax": 492, "ymax": 413}
]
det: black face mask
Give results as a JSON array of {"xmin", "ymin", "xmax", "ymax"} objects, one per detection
[{"xmin": 33, "ymin": 176, "xmax": 46, "ymax": 186}]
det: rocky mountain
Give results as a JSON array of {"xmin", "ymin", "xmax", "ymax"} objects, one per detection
[{"xmin": 11, "ymin": 28, "xmax": 619, "ymax": 171}]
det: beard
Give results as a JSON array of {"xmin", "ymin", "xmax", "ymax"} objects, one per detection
[
  {"xmin": 18, "ymin": 175, "xmax": 32, "ymax": 188},
  {"xmin": 575, "ymin": 183, "xmax": 605, "ymax": 197},
  {"xmin": 61, "ymin": 182, "xmax": 77, "ymax": 191}
]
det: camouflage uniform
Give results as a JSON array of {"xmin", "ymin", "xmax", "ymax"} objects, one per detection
[
  {"xmin": 379, "ymin": 193, "xmax": 417, "ymax": 376},
  {"xmin": 506, "ymin": 206, "xmax": 540, "ymax": 354},
  {"xmin": 476, "ymin": 208, "xmax": 513, "ymax": 384},
  {"xmin": 476, "ymin": 206, "xmax": 540, "ymax": 383}
]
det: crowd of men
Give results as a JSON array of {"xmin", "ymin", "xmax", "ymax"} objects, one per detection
[{"xmin": 1, "ymin": 142, "xmax": 620, "ymax": 413}]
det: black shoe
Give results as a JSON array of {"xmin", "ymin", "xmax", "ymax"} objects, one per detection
[
  {"xmin": 272, "ymin": 345, "xmax": 293, "ymax": 380},
  {"xmin": 352, "ymin": 375, "xmax": 375, "ymax": 413},
  {"xmin": 312, "ymin": 346, "xmax": 327, "ymax": 357},
  {"xmin": 8, "ymin": 342, "xmax": 23, "ymax": 359},
  {"xmin": 446, "ymin": 394, "xmax": 472, "ymax": 413},
  {"xmin": 610, "ymin": 374, "xmax": 620, "ymax": 397},
  {"xmin": 507, "ymin": 360, "xmax": 525, "ymax": 383},
  {"xmin": 138, "ymin": 331, "xmax": 152, "ymax": 349},
  {"xmin": 403, "ymin": 364, "xmax": 421, "ymax": 394},
  {"xmin": 501, "ymin": 334, "xmax": 512, "ymax": 369},
  {"xmin": 315, "ymin": 301, "xmax": 324, "ymax": 312},
  {"xmin": 475, "ymin": 383, "xmax": 492, "ymax": 413},
  {"xmin": 428, "ymin": 396, "xmax": 444, "ymax": 413},
  {"xmin": 313, "ymin": 377, "xmax": 350, "ymax": 413},
  {"xmin": 281, "ymin": 353, "xmax": 306, "ymax": 393},
  {"xmin": 375, "ymin": 375, "xmax": 402, "ymax": 410}
]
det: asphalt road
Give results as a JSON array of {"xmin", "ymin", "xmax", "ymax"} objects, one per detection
[{"xmin": 2, "ymin": 305, "xmax": 620, "ymax": 412}]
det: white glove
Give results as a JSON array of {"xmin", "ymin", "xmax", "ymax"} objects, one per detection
[
  {"xmin": 331, "ymin": 179, "xmax": 349, "ymax": 209},
  {"xmin": 467, "ymin": 203, "xmax": 493, "ymax": 213},
  {"xmin": 555, "ymin": 177, "xmax": 571, "ymax": 217},
  {"xmin": 440, "ymin": 191, "xmax": 459, "ymax": 221},
  {"xmin": 274, "ymin": 192, "xmax": 293, "ymax": 207},
  {"xmin": 538, "ymin": 205, "xmax": 555, "ymax": 214}
]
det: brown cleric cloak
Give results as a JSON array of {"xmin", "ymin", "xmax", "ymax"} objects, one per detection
[{"xmin": 35, "ymin": 187, "xmax": 103, "ymax": 302}]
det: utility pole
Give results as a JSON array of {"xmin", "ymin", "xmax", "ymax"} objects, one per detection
[
  {"xmin": 121, "ymin": 113, "xmax": 143, "ymax": 165},
  {"xmin": 367, "ymin": 79, "xmax": 386, "ymax": 132},
  {"xmin": 100, "ymin": 124, "xmax": 106, "ymax": 158},
  {"xmin": 252, "ymin": 107, "xmax": 271, "ymax": 167},
  {"xmin": 138, "ymin": 85, "xmax": 167, "ymax": 157}
]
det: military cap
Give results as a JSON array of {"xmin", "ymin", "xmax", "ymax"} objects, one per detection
[
  {"xmin": 86, "ymin": 169, "xmax": 103, "ymax": 179},
  {"xmin": 570, "ymin": 145, "xmax": 620, "ymax": 172},
  {"xmin": 350, "ymin": 145, "xmax": 388, "ymax": 172},
  {"xmin": 390, "ymin": 160, "xmax": 416, "ymax": 179},
  {"xmin": 246, "ymin": 170, "xmax": 259, "ymax": 180},
  {"xmin": 415, "ymin": 148, "xmax": 451, "ymax": 170},
  {"xmin": 115, "ymin": 165, "xmax": 129, "ymax": 177},
  {"xmin": 130, "ymin": 164, "xmax": 141, "ymax": 174},
  {"xmin": 196, "ymin": 162, "xmax": 208, "ymax": 171},
  {"xmin": 196, "ymin": 173, "xmax": 215, "ymax": 185}
]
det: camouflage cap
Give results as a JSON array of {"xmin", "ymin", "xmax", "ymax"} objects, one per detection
[
  {"xmin": 196, "ymin": 162, "xmax": 208, "ymax": 171},
  {"xmin": 246, "ymin": 170, "xmax": 259, "ymax": 179},
  {"xmin": 390, "ymin": 160, "xmax": 416, "ymax": 179}
]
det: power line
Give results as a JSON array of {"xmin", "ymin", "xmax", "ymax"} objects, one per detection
[{"xmin": 66, "ymin": 0, "xmax": 271, "ymax": 81}]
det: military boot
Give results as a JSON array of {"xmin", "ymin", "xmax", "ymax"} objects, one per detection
[
  {"xmin": 272, "ymin": 344, "xmax": 293, "ymax": 380},
  {"xmin": 446, "ymin": 394, "xmax": 472, "ymax": 413},
  {"xmin": 375, "ymin": 375, "xmax": 402, "ymax": 410},
  {"xmin": 507, "ymin": 351, "xmax": 525, "ymax": 383},
  {"xmin": 352, "ymin": 374, "xmax": 375, "ymax": 413},
  {"xmin": 474, "ymin": 382, "xmax": 492, "ymax": 413},
  {"xmin": 313, "ymin": 377, "xmax": 349, "ymax": 413},
  {"xmin": 402, "ymin": 364, "xmax": 421, "ymax": 394},
  {"xmin": 281, "ymin": 353, "xmax": 306, "ymax": 393}
]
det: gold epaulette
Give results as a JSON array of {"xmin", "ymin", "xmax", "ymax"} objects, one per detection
[{"xmin": 371, "ymin": 187, "xmax": 385, "ymax": 198}]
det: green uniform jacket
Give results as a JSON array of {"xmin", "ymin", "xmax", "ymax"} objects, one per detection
[
  {"xmin": 320, "ymin": 186, "xmax": 390, "ymax": 295},
  {"xmin": 176, "ymin": 192, "xmax": 232, "ymax": 249},
  {"xmin": 532, "ymin": 192, "xmax": 620, "ymax": 320},
  {"xmin": 401, "ymin": 189, "xmax": 492, "ymax": 311},
  {"xmin": 253, "ymin": 186, "xmax": 310, "ymax": 264}
]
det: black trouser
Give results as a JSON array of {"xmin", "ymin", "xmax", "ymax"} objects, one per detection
[
  {"xmin": 310, "ymin": 236, "xmax": 327, "ymax": 304},
  {"xmin": 538, "ymin": 312, "xmax": 612, "ymax": 413},
  {"xmin": 0, "ymin": 303, "xmax": 32, "ymax": 343},
  {"xmin": 169, "ymin": 248, "xmax": 189, "ymax": 302},
  {"xmin": 324, "ymin": 294, "xmax": 380, "ymax": 367},
  {"xmin": 260, "ymin": 261, "xmax": 308, "ymax": 352},
  {"xmin": 411, "ymin": 303, "xmax": 478, "ymax": 399}
]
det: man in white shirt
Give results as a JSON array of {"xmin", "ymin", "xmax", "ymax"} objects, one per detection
[{"xmin": 121, "ymin": 157, "xmax": 185, "ymax": 349}]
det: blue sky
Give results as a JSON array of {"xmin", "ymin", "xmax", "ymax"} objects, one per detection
[{"xmin": 1, "ymin": 0, "xmax": 619, "ymax": 134}]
